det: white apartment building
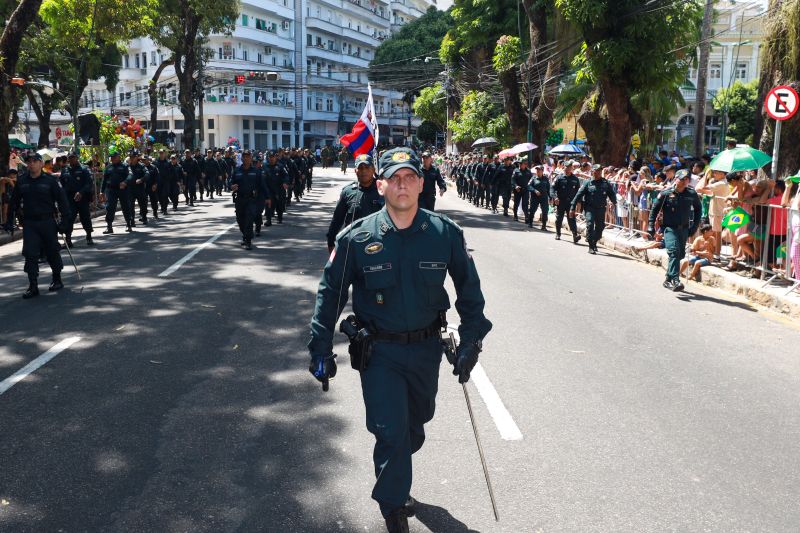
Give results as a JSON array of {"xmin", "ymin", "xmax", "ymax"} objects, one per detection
[
  {"xmin": 67, "ymin": 0, "xmax": 435, "ymax": 151},
  {"xmin": 666, "ymin": 0, "xmax": 766, "ymax": 152}
]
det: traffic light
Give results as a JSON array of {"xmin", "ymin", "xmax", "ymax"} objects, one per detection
[
  {"xmin": 247, "ymin": 71, "xmax": 265, "ymax": 81},
  {"xmin": 234, "ymin": 75, "xmax": 246, "ymax": 85}
]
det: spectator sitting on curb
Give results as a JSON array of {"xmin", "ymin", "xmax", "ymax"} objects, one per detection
[{"xmin": 680, "ymin": 224, "xmax": 715, "ymax": 281}]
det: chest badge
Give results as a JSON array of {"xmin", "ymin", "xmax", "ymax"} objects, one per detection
[
  {"xmin": 365, "ymin": 242, "xmax": 383, "ymax": 255},
  {"xmin": 353, "ymin": 231, "xmax": 371, "ymax": 242}
]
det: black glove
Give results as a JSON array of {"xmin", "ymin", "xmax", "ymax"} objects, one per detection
[
  {"xmin": 453, "ymin": 341, "xmax": 481, "ymax": 384},
  {"xmin": 309, "ymin": 353, "xmax": 337, "ymax": 391},
  {"xmin": 647, "ymin": 225, "xmax": 655, "ymax": 240}
]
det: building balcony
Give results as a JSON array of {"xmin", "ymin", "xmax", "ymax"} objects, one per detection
[
  {"xmin": 306, "ymin": 44, "xmax": 344, "ymax": 63},
  {"xmin": 305, "ymin": 109, "xmax": 339, "ymax": 121},
  {"xmin": 315, "ymin": 0, "xmax": 344, "ymax": 11},
  {"xmin": 342, "ymin": 53, "xmax": 369, "ymax": 68},
  {"xmin": 342, "ymin": 26, "xmax": 379, "ymax": 47},
  {"xmin": 305, "ymin": 16, "xmax": 343, "ymax": 36},
  {"xmin": 242, "ymin": 1, "xmax": 295, "ymax": 21},
  {"xmin": 234, "ymin": 26, "xmax": 294, "ymax": 50},
  {"xmin": 341, "ymin": 0, "xmax": 391, "ymax": 22},
  {"xmin": 203, "ymin": 99, "xmax": 295, "ymax": 119},
  {"xmin": 119, "ymin": 67, "xmax": 145, "ymax": 82},
  {"xmin": 390, "ymin": 1, "xmax": 413, "ymax": 17}
]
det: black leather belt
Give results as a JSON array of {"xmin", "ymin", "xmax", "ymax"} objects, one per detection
[{"xmin": 373, "ymin": 320, "xmax": 441, "ymax": 344}]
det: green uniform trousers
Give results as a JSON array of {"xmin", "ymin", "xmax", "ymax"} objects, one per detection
[
  {"xmin": 584, "ymin": 208, "xmax": 607, "ymax": 245},
  {"xmin": 360, "ymin": 337, "xmax": 442, "ymax": 518},
  {"xmin": 664, "ymin": 226, "xmax": 689, "ymax": 282}
]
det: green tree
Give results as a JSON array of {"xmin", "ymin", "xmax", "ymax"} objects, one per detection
[
  {"xmin": 0, "ymin": 0, "xmax": 46, "ymax": 173},
  {"xmin": 712, "ymin": 80, "xmax": 758, "ymax": 146},
  {"xmin": 412, "ymin": 84, "xmax": 446, "ymax": 129},
  {"xmin": 151, "ymin": 0, "xmax": 239, "ymax": 149},
  {"xmin": 369, "ymin": 7, "xmax": 452, "ymax": 95},
  {"xmin": 754, "ymin": 0, "xmax": 800, "ymax": 177},
  {"xmin": 554, "ymin": 0, "xmax": 703, "ymax": 164},
  {"xmin": 450, "ymin": 90, "xmax": 510, "ymax": 146},
  {"xmin": 416, "ymin": 120, "xmax": 440, "ymax": 144}
]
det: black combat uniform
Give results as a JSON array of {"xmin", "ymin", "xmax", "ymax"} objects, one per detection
[
  {"xmin": 231, "ymin": 159, "xmax": 270, "ymax": 249},
  {"xmin": 326, "ymin": 180, "xmax": 384, "ymax": 251},
  {"xmin": 493, "ymin": 161, "xmax": 515, "ymax": 216},
  {"xmin": 511, "ymin": 163, "xmax": 532, "ymax": 221},
  {"xmin": 128, "ymin": 157, "xmax": 151, "ymax": 223},
  {"xmin": 263, "ymin": 157, "xmax": 291, "ymax": 225},
  {"xmin": 527, "ymin": 168, "xmax": 550, "ymax": 229},
  {"xmin": 419, "ymin": 163, "xmax": 446, "ymax": 212},
  {"xmin": 60, "ymin": 158, "xmax": 94, "ymax": 245},
  {"xmin": 180, "ymin": 154, "xmax": 201, "ymax": 205},
  {"xmin": 101, "ymin": 157, "xmax": 133, "ymax": 232},
  {"xmin": 5, "ymin": 160, "xmax": 71, "ymax": 298}
]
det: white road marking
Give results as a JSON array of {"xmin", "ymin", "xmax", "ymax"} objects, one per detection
[
  {"xmin": 158, "ymin": 223, "xmax": 236, "ymax": 277},
  {"xmin": 0, "ymin": 337, "xmax": 81, "ymax": 396},
  {"xmin": 470, "ymin": 363, "xmax": 523, "ymax": 441},
  {"xmin": 446, "ymin": 325, "xmax": 523, "ymax": 440}
]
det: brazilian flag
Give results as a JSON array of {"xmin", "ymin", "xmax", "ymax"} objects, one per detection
[{"xmin": 722, "ymin": 206, "xmax": 750, "ymax": 230}]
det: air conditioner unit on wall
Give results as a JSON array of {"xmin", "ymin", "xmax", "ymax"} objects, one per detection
[{"xmin": 282, "ymin": 20, "xmax": 290, "ymax": 30}]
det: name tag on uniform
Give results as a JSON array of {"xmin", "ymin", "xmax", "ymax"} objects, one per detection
[
  {"xmin": 364, "ymin": 263, "xmax": 392, "ymax": 273},
  {"xmin": 419, "ymin": 261, "xmax": 447, "ymax": 270}
]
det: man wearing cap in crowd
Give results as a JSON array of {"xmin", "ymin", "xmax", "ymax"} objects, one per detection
[
  {"xmin": 101, "ymin": 149, "xmax": 134, "ymax": 233},
  {"xmin": 648, "ymin": 169, "xmax": 702, "ymax": 291},
  {"xmin": 60, "ymin": 152, "xmax": 95, "ymax": 247},
  {"xmin": 263, "ymin": 150, "xmax": 291, "ymax": 226},
  {"xmin": 570, "ymin": 164, "xmax": 616, "ymax": 254},
  {"xmin": 551, "ymin": 160, "xmax": 583, "ymax": 243},
  {"xmin": 308, "ymin": 147, "xmax": 492, "ymax": 532},
  {"xmin": 419, "ymin": 151, "xmax": 447, "ymax": 212},
  {"xmin": 128, "ymin": 149, "xmax": 151, "ymax": 225},
  {"xmin": 180, "ymin": 149, "xmax": 201, "ymax": 206},
  {"xmin": 3, "ymin": 153, "xmax": 71, "ymax": 298},
  {"xmin": 491, "ymin": 155, "xmax": 515, "ymax": 216},
  {"xmin": 230, "ymin": 150, "xmax": 270, "ymax": 250},
  {"xmin": 527, "ymin": 163, "xmax": 551, "ymax": 230},
  {"xmin": 325, "ymin": 153, "xmax": 383, "ymax": 252},
  {"xmin": 512, "ymin": 157, "xmax": 532, "ymax": 222},
  {"xmin": 141, "ymin": 153, "xmax": 161, "ymax": 220}
]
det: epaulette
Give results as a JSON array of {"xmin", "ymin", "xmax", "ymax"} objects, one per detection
[{"xmin": 335, "ymin": 210, "xmax": 377, "ymax": 241}]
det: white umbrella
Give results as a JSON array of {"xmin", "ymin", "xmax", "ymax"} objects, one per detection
[
  {"xmin": 548, "ymin": 143, "xmax": 585, "ymax": 156},
  {"xmin": 36, "ymin": 148, "xmax": 59, "ymax": 161},
  {"xmin": 508, "ymin": 142, "xmax": 538, "ymax": 155}
]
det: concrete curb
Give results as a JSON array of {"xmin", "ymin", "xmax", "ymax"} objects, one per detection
[{"xmin": 590, "ymin": 223, "xmax": 800, "ymax": 319}]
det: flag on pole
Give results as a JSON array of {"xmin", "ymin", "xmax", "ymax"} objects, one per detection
[
  {"xmin": 721, "ymin": 206, "xmax": 751, "ymax": 230},
  {"xmin": 340, "ymin": 84, "xmax": 378, "ymax": 157}
]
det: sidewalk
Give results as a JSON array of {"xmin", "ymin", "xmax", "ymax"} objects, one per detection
[{"xmin": 593, "ymin": 224, "xmax": 800, "ymax": 319}]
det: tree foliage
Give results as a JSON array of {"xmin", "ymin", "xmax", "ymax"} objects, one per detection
[
  {"xmin": 416, "ymin": 120, "xmax": 440, "ymax": 143},
  {"xmin": 439, "ymin": 0, "xmax": 519, "ymax": 65},
  {"xmin": 712, "ymin": 80, "xmax": 758, "ymax": 145},
  {"xmin": 450, "ymin": 90, "xmax": 510, "ymax": 145},
  {"xmin": 412, "ymin": 83, "xmax": 446, "ymax": 129},
  {"xmin": 492, "ymin": 35, "xmax": 521, "ymax": 73},
  {"xmin": 369, "ymin": 7, "xmax": 452, "ymax": 93},
  {"xmin": 555, "ymin": 0, "xmax": 703, "ymax": 164}
]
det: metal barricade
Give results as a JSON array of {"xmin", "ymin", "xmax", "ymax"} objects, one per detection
[{"xmin": 758, "ymin": 204, "xmax": 799, "ymax": 294}]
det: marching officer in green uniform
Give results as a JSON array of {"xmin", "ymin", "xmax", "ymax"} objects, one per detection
[
  {"xmin": 648, "ymin": 169, "xmax": 702, "ymax": 292},
  {"xmin": 551, "ymin": 160, "xmax": 582, "ymax": 242},
  {"xmin": 3, "ymin": 153, "xmax": 71, "ymax": 298},
  {"xmin": 325, "ymin": 153, "xmax": 384, "ymax": 252},
  {"xmin": 570, "ymin": 164, "xmax": 616, "ymax": 254},
  {"xmin": 308, "ymin": 147, "xmax": 492, "ymax": 533}
]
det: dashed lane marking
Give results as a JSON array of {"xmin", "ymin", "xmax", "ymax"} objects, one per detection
[
  {"xmin": 0, "ymin": 337, "xmax": 81, "ymax": 396},
  {"xmin": 158, "ymin": 223, "xmax": 237, "ymax": 277}
]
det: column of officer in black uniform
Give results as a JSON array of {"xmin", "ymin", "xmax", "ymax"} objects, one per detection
[{"xmin": 230, "ymin": 150, "xmax": 270, "ymax": 250}]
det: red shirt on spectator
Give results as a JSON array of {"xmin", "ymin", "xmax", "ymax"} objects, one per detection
[{"xmin": 769, "ymin": 195, "xmax": 788, "ymax": 236}]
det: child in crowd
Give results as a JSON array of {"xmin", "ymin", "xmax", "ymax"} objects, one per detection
[{"xmin": 681, "ymin": 224, "xmax": 716, "ymax": 281}]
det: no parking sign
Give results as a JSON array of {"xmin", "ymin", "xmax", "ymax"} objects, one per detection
[
  {"xmin": 764, "ymin": 85, "xmax": 799, "ymax": 179},
  {"xmin": 764, "ymin": 85, "xmax": 799, "ymax": 121}
]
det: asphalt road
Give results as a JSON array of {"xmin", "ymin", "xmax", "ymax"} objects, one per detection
[{"xmin": 1, "ymin": 166, "xmax": 799, "ymax": 533}]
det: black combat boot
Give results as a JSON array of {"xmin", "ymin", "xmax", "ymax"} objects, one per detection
[
  {"xmin": 404, "ymin": 497, "xmax": 416, "ymax": 517},
  {"xmin": 23, "ymin": 278, "xmax": 39, "ymax": 299},
  {"xmin": 86, "ymin": 233, "xmax": 94, "ymax": 246},
  {"xmin": 103, "ymin": 225, "xmax": 114, "ymax": 234},
  {"xmin": 126, "ymin": 224, "xmax": 133, "ymax": 233},
  {"xmin": 61, "ymin": 235, "xmax": 73, "ymax": 249},
  {"xmin": 245, "ymin": 241, "xmax": 252, "ymax": 251},
  {"xmin": 573, "ymin": 232, "xmax": 581, "ymax": 244},
  {"xmin": 49, "ymin": 272, "xmax": 64, "ymax": 292},
  {"xmin": 384, "ymin": 509, "xmax": 409, "ymax": 533}
]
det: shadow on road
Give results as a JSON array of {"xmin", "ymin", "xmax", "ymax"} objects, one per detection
[{"xmin": 414, "ymin": 500, "xmax": 482, "ymax": 533}]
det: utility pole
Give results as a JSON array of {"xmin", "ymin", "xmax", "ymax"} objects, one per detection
[
  {"xmin": 198, "ymin": 48, "xmax": 204, "ymax": 150},
  {"xmin": 693, "ymin": 0, "xmax": 714, "ymax": 158}
]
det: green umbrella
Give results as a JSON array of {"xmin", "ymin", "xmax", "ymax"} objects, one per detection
[
  {"xmin": 9, "ymin": 138, "xmax": 35, "ymax": 149},
  {"xmin": 787, "ymin": 171, "xmax": 800, "ymax": 184},
  {"xmin": 709, "ymin": 146, "xmax": 772, "ymax": 173}
]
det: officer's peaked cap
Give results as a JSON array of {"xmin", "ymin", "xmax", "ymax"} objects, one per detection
[{"xmin": 379, "ymin": 148, "xmax": 421, "ymax": 178}]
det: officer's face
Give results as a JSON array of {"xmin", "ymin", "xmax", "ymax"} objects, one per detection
[
  {"xmin": 28, "ymin": 159, "xmax": 44, "ymax": 174},
  {"xmin": 356, "ymin": 164, "xmax": 374, "ymax": 185},
  {"xmin": 378, "ymin": 168, "xmax": 423, "ymax": 211},
  {"xmin": 242, "ymin": 154, "xmax": 253, "ymax": 167}
]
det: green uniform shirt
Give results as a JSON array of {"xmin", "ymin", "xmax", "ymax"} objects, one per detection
[
  {"xmin": 309, "ymin": 207, "xmax": 492, "ymax": 357},
  {"xmin": 570, "ymin": 178, "xmax": 616, "ymax": 211},
  {"xmin": 649, "ymin": 186, "xmax": 702, "ymax": 232}
]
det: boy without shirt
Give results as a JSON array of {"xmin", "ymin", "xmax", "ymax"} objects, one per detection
[{"xmin": 680, "ymin": 224, "xmax": 716, "ymax": 281}]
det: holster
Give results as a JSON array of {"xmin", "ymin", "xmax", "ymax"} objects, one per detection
[{"xmin": 339, "ymin": 315, "xmax": 374, "ymax": 372}]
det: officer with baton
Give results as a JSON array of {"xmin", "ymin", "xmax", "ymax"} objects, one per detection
[{"xmin": 308, "ymin": 147, "xmax": 492, "ymax": 532}]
